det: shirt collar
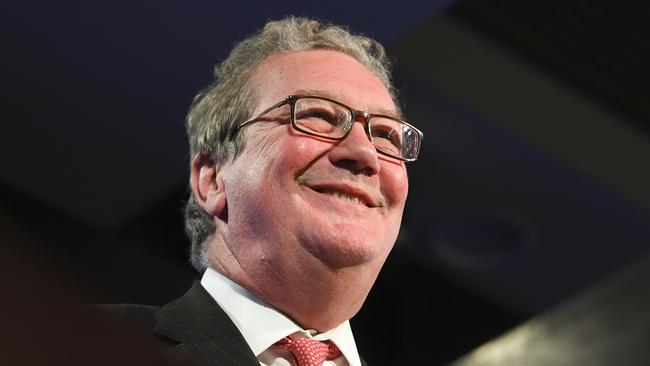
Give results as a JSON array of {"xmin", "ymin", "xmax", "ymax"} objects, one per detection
[{"xmin": 200, "ymin": 267, "xmax": 362, "ymax": 366}]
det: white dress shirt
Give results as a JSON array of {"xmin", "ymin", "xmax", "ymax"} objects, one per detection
[{"xmin": 201, "ymin": 268, "xmax": 362, "ymax": 366}]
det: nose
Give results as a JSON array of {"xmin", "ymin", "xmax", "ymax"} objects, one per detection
[{"xmin": 328, "ymin": 121, "xmax": 380, "ymax": 175}]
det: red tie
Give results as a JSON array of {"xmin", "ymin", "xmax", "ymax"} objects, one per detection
[{"xmin": 272, "ymin": 336, "xmax": 342, "ymax": 366}]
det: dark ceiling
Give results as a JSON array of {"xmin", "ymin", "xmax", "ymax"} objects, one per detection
[
  {"xmin": 450, "ymin": 0, "xmax": 650, "ymax": 136},
  {"xmin": 2, "ymin": 1, "xmax": 649, "ymax": 365}
]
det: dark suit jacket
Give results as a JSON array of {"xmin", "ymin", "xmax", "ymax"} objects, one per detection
[
  {"xmin": 99, "ymin": 281, "xmax": 260, "ymax": 366},
  {"xmin": 99, "ymin": 281, "xmax": 367, "ymax": 366}
]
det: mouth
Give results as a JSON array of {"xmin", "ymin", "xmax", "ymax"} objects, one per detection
[
  {"xmin": 316, "ymin": 188, "xmax": 371, "ymax": 207},
  {"xmin": 308, "ymin": 184, "xmax": 381, "ymax": 208}
]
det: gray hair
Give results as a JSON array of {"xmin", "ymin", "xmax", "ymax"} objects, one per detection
[{"xmin": 184, "ymin": 16, "xmax": 399, "ymax": 271}]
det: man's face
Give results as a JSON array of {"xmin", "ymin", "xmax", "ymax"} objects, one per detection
[{"xmin": 217, "ymin": 49, "xmax": 409, "ymax": 278}]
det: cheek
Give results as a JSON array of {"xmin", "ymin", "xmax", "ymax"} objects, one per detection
[
  {"xmin": 241, "ymin": 130, "xmax": 288, "ymax": 178},
  {"xmin": 253, "ymin": 126, "xmax": 319, "ymax": 165},
  {"xmin": 234, "ymin": 134, "xmax": 317, "ymax": 203},
  {"xmin": 274, "ymin": 135, "xmax": 330, "ymax": 173},
  {"xmin": 381, "ymin": 164, "xmax": 409, "ymax": 206}
]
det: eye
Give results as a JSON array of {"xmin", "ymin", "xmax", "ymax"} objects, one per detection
[
  {"xmin": 370, "ymin": 119, "xmax": 403, "ymax": 155},
  {"xmin": 296, "ymin": 108, "xmax": 340, "ymax": 124},
  {"xmin": 294, "ymin": 104, "xmax": 350, "ymax": 134},
  {"xmin": 376, "ymin": 128, "xmax": 401, "ymax": 144}
]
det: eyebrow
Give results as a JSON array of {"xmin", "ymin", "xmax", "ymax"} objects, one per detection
[{"xmin": 292, "ymin": 89, "xmax": 403, "ymax": 120}]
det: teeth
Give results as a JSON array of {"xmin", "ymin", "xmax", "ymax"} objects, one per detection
[{"xmin": 324, "ymin": 190, "xmax": 365, "ymax": 206}]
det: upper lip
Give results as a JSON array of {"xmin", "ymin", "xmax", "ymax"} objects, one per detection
[{"xmin": 306, "ymin": 182, "xmax": 382, "ymax": 208}]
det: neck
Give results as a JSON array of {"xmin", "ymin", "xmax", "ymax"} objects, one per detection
[
  {"xmin": 265, "ymin": 265, "xmax": 378, "ymax": 331},
  {"xmin": 207, "ymin": 241, "xmax": 382, "ymax": 332}
]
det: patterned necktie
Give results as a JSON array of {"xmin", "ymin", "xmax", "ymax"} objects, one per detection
[{"xmin": 272, "ymin": 336, "xmax": 342, "ymax": 366}]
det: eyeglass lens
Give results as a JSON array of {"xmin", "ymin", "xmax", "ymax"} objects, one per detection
[{"xmin": 293, "ymin": 97, "xmax": 419, "ymax": 160}]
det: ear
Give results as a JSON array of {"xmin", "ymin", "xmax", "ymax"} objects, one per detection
[{"xmin": 190, "ymin": 153, "xmax": 227, "ymax": 219}]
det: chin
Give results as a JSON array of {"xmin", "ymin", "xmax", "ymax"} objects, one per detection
[{"xmin": 304, "ymin": 225, "xmax": 392, "ymax": 269}]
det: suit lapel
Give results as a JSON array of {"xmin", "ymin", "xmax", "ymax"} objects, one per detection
[{"xmin": 154, "ymin": 281, "xmax": 259, "ymax": 366}]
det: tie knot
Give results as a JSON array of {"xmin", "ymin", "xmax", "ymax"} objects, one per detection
[{"xmin": 272, "ymin": 336, "xmax": 342, "ymax": 366}]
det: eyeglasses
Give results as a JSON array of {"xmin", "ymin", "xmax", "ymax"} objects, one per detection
[{"xmin": 239, "ymin": 95, "xmax": 423, "ymax": 161}]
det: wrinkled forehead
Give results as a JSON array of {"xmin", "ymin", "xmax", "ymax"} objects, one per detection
[{"xmin": 247, "ymin": 50, "xmax": 398, "ymax": 117}]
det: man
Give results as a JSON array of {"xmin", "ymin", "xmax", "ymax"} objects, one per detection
[{"xmin": 108, "ymin": 16, "xmax": 422, "ymax": 366}]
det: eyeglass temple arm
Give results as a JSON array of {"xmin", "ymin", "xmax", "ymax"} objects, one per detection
[{"xmin": 239, "ymin": 97, "xmax": 292, "ymax": 128}]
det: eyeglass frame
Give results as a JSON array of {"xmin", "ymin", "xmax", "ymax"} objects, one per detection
[{"xmin": 238, "ymin": 95, "xmax": 423, "ymax": 162}]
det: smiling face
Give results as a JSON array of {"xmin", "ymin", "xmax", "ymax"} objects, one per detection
[{"xmin": 209, "ymin": 49, "xmax": 409, "ymax": 301}]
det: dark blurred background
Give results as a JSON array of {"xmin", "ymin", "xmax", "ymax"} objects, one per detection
[{"xmin": 2, "ymin": 1, "xmax": 649, "ymax": 365}]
